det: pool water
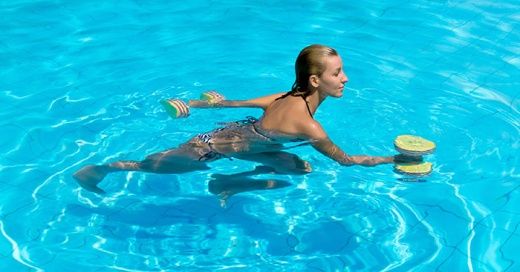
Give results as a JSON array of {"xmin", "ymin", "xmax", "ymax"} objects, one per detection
[{"xmin": 1, "ymin": 0, "xmax": 519, "ymax": 271}]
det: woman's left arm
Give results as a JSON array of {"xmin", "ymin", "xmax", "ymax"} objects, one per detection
[{"xmin": 189, "ymin": 92, "xmax": 286, "ymax": 110}]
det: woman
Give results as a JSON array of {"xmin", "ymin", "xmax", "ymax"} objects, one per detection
[{"xmin": 74, "ymin": 44, "xmax": 406, "ymax": 193}]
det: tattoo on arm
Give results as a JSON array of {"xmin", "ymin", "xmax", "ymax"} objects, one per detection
[{"xmin": 311, "ymin": 138, "xmax": 393, "ymax": 167}]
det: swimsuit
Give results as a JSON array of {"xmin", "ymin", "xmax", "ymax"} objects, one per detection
[
  {"xmin": 302, "ymin": 95, "xmax": 313, "ymax": 117},
  {"xmin": 196, "ymin": 116, "xmax": 260, "ymax": 161},
  {"xmin": 195, "ymin": 95, "xmax": 312, "ymax": 162}
]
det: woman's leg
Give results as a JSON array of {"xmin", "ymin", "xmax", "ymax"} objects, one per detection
[
  {"xmin": 233, "ymin": 151, "xmax": 312, "ymax": 175},
  {"xmin": 73, "ymin": 145, "xmax": 211, "ymax": 193}
]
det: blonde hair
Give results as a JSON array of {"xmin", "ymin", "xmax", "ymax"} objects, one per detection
[{"xmin": 278, "ymin": 44, "xmax": 338, "ymax": 100}]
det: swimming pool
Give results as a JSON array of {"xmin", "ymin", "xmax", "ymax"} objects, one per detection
[{"xmin": 1, "ymin": 0, "xmax": 519, "ymax": 270}]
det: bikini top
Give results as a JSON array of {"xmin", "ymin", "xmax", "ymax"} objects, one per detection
[{"xmin": 276, "ymin": 92, "xmax": 314, "ymax": 117}]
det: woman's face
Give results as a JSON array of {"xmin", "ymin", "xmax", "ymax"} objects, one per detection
[{"xmin": 316, "ymin": 55, "xmax": 348, "ymax": 98}]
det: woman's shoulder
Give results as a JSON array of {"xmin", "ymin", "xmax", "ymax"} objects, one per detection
[{"xmin": 294, "ymin": 118, "xmax": 327, "ymax": 140}]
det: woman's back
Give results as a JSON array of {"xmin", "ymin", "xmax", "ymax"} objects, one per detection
[
  {"xmin": 257, "ymin": 95, "xmax": 314, "ymax": 139},
  {"xmin": 204, "ymin": 95, "xmax": 314, "ymax": 155}
]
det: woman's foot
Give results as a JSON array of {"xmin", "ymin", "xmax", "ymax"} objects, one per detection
[{"xmin": 73, "ymin": 165, "xmax": 110, "ymax": 194}]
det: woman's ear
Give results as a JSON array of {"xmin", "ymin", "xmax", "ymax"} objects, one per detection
[{"xmin": 309, "ymin": 75, "xmax": 320, "ymax": 88}]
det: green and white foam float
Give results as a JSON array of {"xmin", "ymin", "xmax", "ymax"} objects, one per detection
[{"xmin": 393, "ymin": 135, "xmax": 436, "ymax": 176}]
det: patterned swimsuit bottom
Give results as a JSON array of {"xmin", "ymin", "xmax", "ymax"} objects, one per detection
[{"xmin": 194, "ymin": 116, "xmax": 266, "ymax": 161}]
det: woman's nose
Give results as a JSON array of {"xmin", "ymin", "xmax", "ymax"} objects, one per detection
[{"xmin": 342, "ymin": 73, "xmax": 348, "ymax": 83}]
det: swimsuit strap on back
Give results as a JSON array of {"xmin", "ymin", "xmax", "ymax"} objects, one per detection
[
  {"xmin": 301, "ymin": 96, "xmax": 313, "ymax": 117},
  {"xmin": 275, "ymin": 92, "xmax": 313, "ymax": 118}
]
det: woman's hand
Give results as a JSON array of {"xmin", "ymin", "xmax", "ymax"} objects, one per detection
[
  {"xmin": 188, "ymin": 91, "xmax": 225, "ymax": 108},
  {"xmin": 393, "ymin": 154, "xmax": 423, "ymax": 164}
]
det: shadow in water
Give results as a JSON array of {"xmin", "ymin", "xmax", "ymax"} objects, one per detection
[
  {"xmin": 66, "ymin": 167, "xmax": 365, "ymax": 256},
  {"xmin": 207, "ymin": 165, "xmax": 292, "ymax": 207}
]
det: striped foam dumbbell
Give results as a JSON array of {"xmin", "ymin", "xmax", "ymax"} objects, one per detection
[
  {"xmin": 161, "ymin": 98, "xmax": 190, "ymax": 118},
  {"xmin": 200, "ymin": 90, "xmax": 225, "ymax": 105}
]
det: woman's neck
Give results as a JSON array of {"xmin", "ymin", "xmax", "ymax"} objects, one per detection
[{"xmin": 305, "ymin": 90, "xmax": 326, "ymax": 114}]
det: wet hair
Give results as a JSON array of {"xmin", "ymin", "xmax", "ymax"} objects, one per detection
[{"xmin": 277, "ymin": 44, "xmax": 339, "ymax": 100}]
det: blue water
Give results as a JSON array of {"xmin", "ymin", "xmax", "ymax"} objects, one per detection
[{"xmin": 1, "ymin": 0, "xmax": 519, "ymax": 271}]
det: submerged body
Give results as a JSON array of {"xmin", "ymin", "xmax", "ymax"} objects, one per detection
[{"xmin": 73, "ymin": 110, "xmax": 313, "ymax": 193}]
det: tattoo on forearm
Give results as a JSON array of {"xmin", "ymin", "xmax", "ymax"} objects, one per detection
[
  {"xmin": 329, "ymin": 145, "xmax": 338, "ymax": 157},
  {"xmin": 312, "ymin": 138, "xmax": 390, "ymax": 166}
]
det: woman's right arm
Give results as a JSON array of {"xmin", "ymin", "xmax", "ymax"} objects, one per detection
[
  {"xmin": 312, "ymin": 137, "xmax": 394, "ymax": 166},
  {"xmin": 301, "ymin": 120, "xmax": 394, "ymax": 166}
]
